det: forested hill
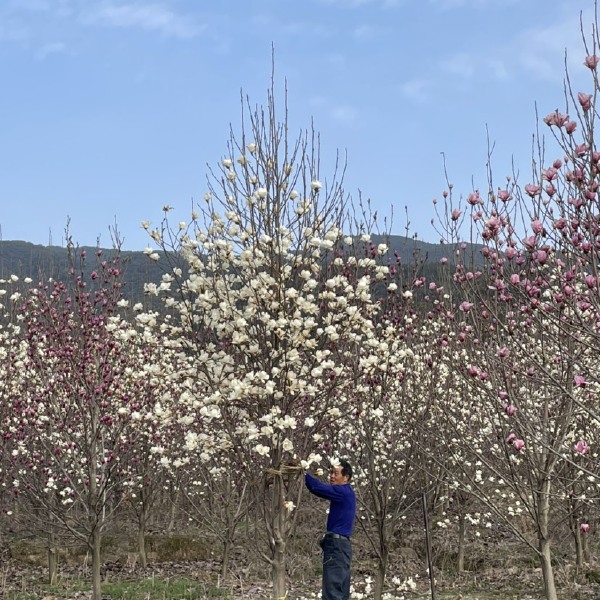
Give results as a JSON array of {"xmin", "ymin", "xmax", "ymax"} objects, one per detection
[
  {"xmin": 0, "ymin": 236, "xmax": 480, "ymax": 304},
  {"xmin": 0, "ymin": 241, "xmax": 165, "ymax": 303}
]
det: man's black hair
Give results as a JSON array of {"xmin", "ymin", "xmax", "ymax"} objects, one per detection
[{"xmin": 340, "ymin": 459, "xmax": 352, "ymax": 481}]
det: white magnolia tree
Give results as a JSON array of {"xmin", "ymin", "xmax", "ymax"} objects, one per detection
[{"xmin": 143, "ymin": 88, "xmax": 395, "ymax": 599}]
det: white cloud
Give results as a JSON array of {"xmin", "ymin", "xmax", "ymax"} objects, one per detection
[
  {"xmin": 81, "ymin": 2, "xmax": 202, "ymax": 39},
  {"xmin": 330, "ymin": 105, "xmax": 358, "ymax": 123},
  {"xmin": 441, "ymin": 52, "xmax": 476, "ymax": 79},
  {"xmin": 318, "ymin": 0, "xmax": 401, "ymax": 7},
  {"xmin": 35, "ymin": 40, "xmax": 67, "ymax": 59},
  {"xmin": 430, "ymin": 0, "xmax": 519, "ymax": 8},
  {"xmin": 399, "ymin": 78, "xmax": 433, "ymax": 103}
]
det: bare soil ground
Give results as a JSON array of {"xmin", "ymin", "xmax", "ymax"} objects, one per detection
[{"xmin": 3, "ymin": 556, "xmax": 600, "ymax": 600}]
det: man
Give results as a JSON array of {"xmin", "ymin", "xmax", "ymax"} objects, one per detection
[{"xmin": 305, "ymin": 460, "xmax": 356, "ymax": 600}]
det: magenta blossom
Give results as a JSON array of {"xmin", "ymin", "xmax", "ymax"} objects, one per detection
[
  {"xmin": 580, "ymin": 523, "xmax": 590, "ymax": 534},
  {"xmin": 578, "ymin": 92, "xmax": 592, "ymax": 112},
  {"xmin": 451, "ymin": 208, "xmax": 462, "ymax": 221},
  {"xmin": 574, "ymin": 375, "xmax": 587, "ymax": 388},
  {"xmin": 531, "ymin": 219, "xmax": 544, "ymax": 234},
  {"xmin": 513, "ymin": 439, "xmax": 525, "ymax": 452},
  {"xmin": 585, "ymin": 55, "xmax": 600, "ymax": 69},
  {"xmin": 506, "ymin": 432, "xmax": 517, "ymax": 444},
  {"xmin": 459, "ymin": 301, "xmax": 474, "ymax": 312},
  {"xmin": 565, "ymin": 120, "xmax": 577, "ymax": 134},
  {"xmin": 497, "ymin": 189, "xmax": 511, "ymax": 202},
  {"xmin": 575, "ymin": 440, "xmax": 589, "ymax": 454},
  {"xmin": 505, "ymin": 404, "xmax": 517, "ymax": 416}
]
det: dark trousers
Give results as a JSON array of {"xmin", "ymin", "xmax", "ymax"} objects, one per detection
[{"xmin": 320, "ymin": 535, "xmax": 352, "ymax": 600}]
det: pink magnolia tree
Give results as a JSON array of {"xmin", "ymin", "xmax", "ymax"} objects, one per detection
[
  {"xmin": 0, "ymin": 246, "xmax": 152, "ymax": 600},
  {"xmin": 427, "ymin": 23, "xmax": 600, "ymax": 598}
]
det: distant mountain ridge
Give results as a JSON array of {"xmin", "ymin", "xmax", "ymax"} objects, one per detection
[{"xmin": 0, "ymin": 237, "xmax": 481, "ymax": 303}]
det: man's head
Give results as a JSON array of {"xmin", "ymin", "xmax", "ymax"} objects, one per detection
[{"xmin": 329, "ymin": 459, "xmax": 352, "ymax": 485}]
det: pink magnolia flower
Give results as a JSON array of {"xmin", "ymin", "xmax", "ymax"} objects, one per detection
[
  {"xmin": 497, "ymin": 189, "xmax": 511, "ymax": 202},
  {"xmin": 451, "ymin": 208, "xmax": 462, "ymax": 221},
  {"xmin": 505, "ymin": 404, "xmax": 517, "ymax": 416},
  {"xmin": 467, "ymin": 191, "xmax": 481, "ymax": 205},
  {"xmin": 459, "ymin": 301, "xmax": 474, "ymax": 312},
  {"xmin": 524, "ymin": 184, "xmax": 541, "ymax": 197},
  {"xmin": 585, "ymin": 55, "xmax": 600, "ymax": 69},
  {"xmin": 580, "ymin": 523, "xmax": 590, "ymax": 534},
  {"xmin": 578, "ymin": 92, "xmax": 593, "ymax": 112},
  {"xmin": 513, "ymin": 439, "xmax": 525, "ymax": 452},
  {"xmin": 496, "ymin": 347, "xmax": 509, "ymax": 358},
  {"xmin": 544, "ymin": 112, "xmax": 570, "ymax": 127},
  {"xmin": 565, "ymin": 120, "xmax": 577, "ymax": 134},
  {"xmin": 506, "ymin": 432, "xmax": 517, "ymax": 444},
  {"xmin": 467, "ymin": 365, "xmax": 480, "ymax": 378},
  {"xmin": 531, "ymin": 219, "xmax": 544, "ymax": 234},
  {"xmin": 574, "ymin": 375, "xmax": 587, "ymax": 388},
  {"xmin": 575, "ymin": 440, "xmax": 589, "ymax": 454}
]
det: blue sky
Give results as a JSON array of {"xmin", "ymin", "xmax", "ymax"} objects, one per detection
[{"xmin": 0, "ymin": 0, "xmax": 595, "ymax": 250}]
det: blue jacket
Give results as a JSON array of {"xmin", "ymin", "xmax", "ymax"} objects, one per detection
[{"xmin": 305, "ymin": 472, "xmax": 356, "ymax": 537}]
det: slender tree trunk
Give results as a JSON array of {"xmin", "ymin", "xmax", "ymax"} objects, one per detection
[
  {"xmin": 47, "ymin": 512, "xmax": 58, "ymax": 585},
  {"xmin": 167, "ymin": 486, "xmax": 179, "ymax": 533},
  {"xmin": 47, "ymin": 533, "xmax": 58, "ymax": 585},
  {"xmin": 271, "ymin": 540, "xmax": 286, "ymax": 600},
  {"xmin": 539, "ymin": 537, "xmax": 558, "ymax": 600},
  {"xmin": 573, "ymin": 525, "xmax": 583, "ymax": 570},
  {"xmin": 91, "ymin": 527, "xmax": 102, "ymax": 600},
  {"xmin": 221, "ymin": 537, "xmax": 231, "ymax": 580},
  {"xmin": 374, "ymin": 548, "xmax": 388, "ymax": 600},
  {"xmin": 583, "ymin": 532, "xmax": 590, "ymax": 563},
  {"xmin": 457, "ymin": 512, "xmax": 466, "ymax": 573},
  {"xmin": 137, "ymin": 510, "xmax": 147, "ymax": 569},
  {"xmin": 537, "ymin": 479, "xmax": 558, "ymax": 600},
  {"xmin": 270, "ymin": 475, "xmax": 288, "ymax": 600}
]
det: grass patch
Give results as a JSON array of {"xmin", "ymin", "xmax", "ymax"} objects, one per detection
[
  {"xmin": 102, "ymin": 578, "xmax": 229, "ymax": 599},
  {"xmin": 2, "ymin": 577, "xmax": 229, "ymax": 600}
]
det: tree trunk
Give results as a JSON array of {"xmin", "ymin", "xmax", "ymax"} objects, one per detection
[
  {"xmin": 270, "ymin": 474, "xmax": 288, "ymax": 600},
  {"xmin": 47, "ymin": 545, "xmax": 58, "ymax": 585},
  {"xmin": 221, "ymin": 537, "xmax": 231, "ymax": 580},
  {"xmin": 271, "ymin": 541, "xmax": 286, "ymax": 600},
  {"xmin": 167, "ymin": 486, "xmax": 179, "ymax": 533},
  {"xmin": 537, "ymin": 478, "xmax": 558, "ymax": 600},
  {"xmin": 539, "ymin": 537, "xmax": 558, "ymax": 600},
  {"xmin": 137, "ymin": 512, "xmax": 147, "ymax": 569},
  {"xmin": 583, "ymin": 532, "xmax": 590, "ymax": 563},
  {"xmin": 91, "ymin": 527, "xmax": 102, "ymax": 600},
  {"xmin": 47, "ymin": 515, "xmax": 58, "ymax": 585},
  {"xmin": 457, "ymin": 512, "xmax": 466, "ymax": 573},
  {"xmin": 573, "ymin": 525, "xmax": 583, "ymax": 570},
  {"xmin": 374, "ymin": 550, "xmax": 388, "ymax": 600}
]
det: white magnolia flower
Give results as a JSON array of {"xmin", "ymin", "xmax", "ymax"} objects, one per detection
[
  {"xmin": 254, "ymin": 444, "xmax": 270, "ymax": 456},
  {"xmin": 311, "ymin": 180, "xmax": 322, "ymax": 191}
]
